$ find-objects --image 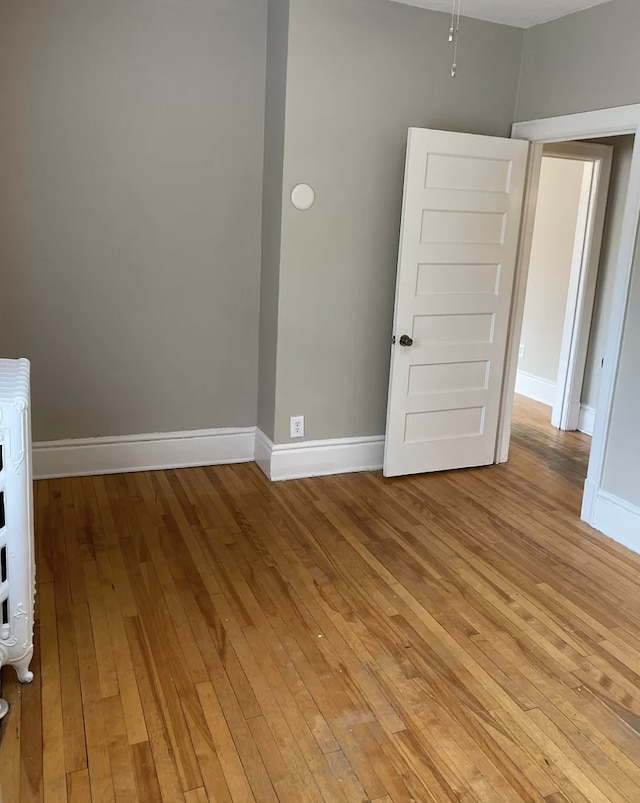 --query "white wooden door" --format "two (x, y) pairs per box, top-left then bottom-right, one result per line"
(384, 128), (529, 477)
